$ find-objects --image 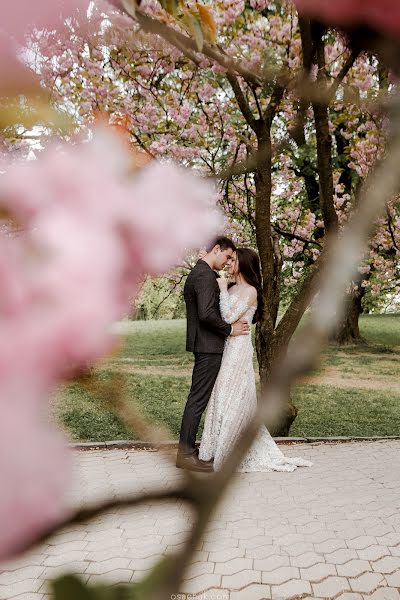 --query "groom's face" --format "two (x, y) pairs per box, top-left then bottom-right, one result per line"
(214, 245), (234, 270)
